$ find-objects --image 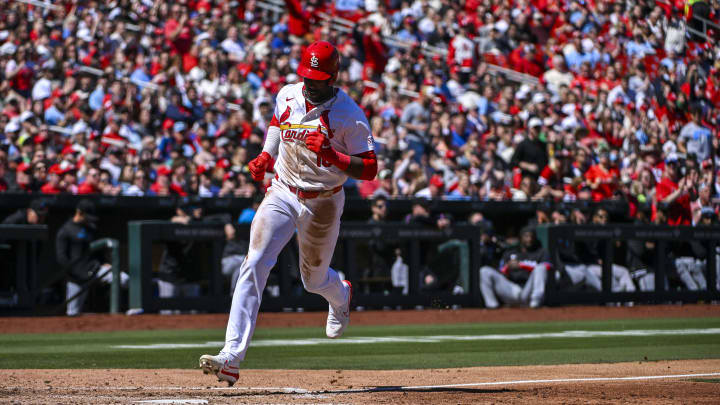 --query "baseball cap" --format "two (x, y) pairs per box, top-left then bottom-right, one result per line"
(430, 174), (445, 188)
(561, 103), (576, 116)
(19, 111), (33, 122)
(223, 171), (237, 181)
(378, 168), (392, 180)
(215, 158), (230, 169)
(4, 119), (20, 134)
(665, 152), (679, 165)
(30, 200), (49, 217)
(701, 207), (716, 218)
(16, 162), (31, 173)
(58, 161), (77, 174)
(173, 121), (187, 133)
(216, 137), (230, 148)
(49, 164), (63, 175)
(76, 199), (99, 222)
(156, 166), (172, 177)
(528, 117), (543, 128)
